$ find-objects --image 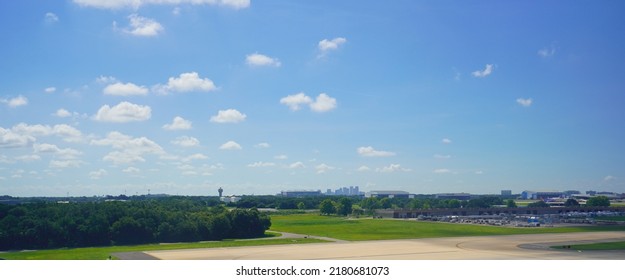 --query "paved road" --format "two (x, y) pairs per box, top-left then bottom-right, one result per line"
(145, 231), (625, 260)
